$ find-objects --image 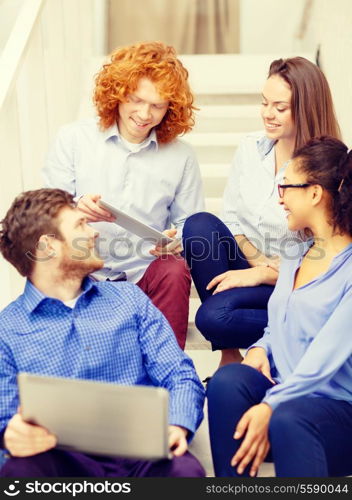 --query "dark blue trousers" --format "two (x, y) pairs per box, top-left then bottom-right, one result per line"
(207, 364), (352, 477)
(183, 212), (274, 349)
